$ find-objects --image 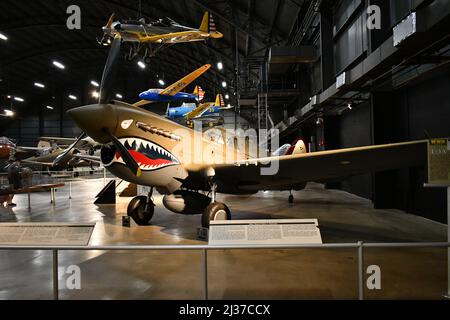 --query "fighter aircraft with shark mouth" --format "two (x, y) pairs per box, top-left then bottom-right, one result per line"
(55, 35), (431, 228)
